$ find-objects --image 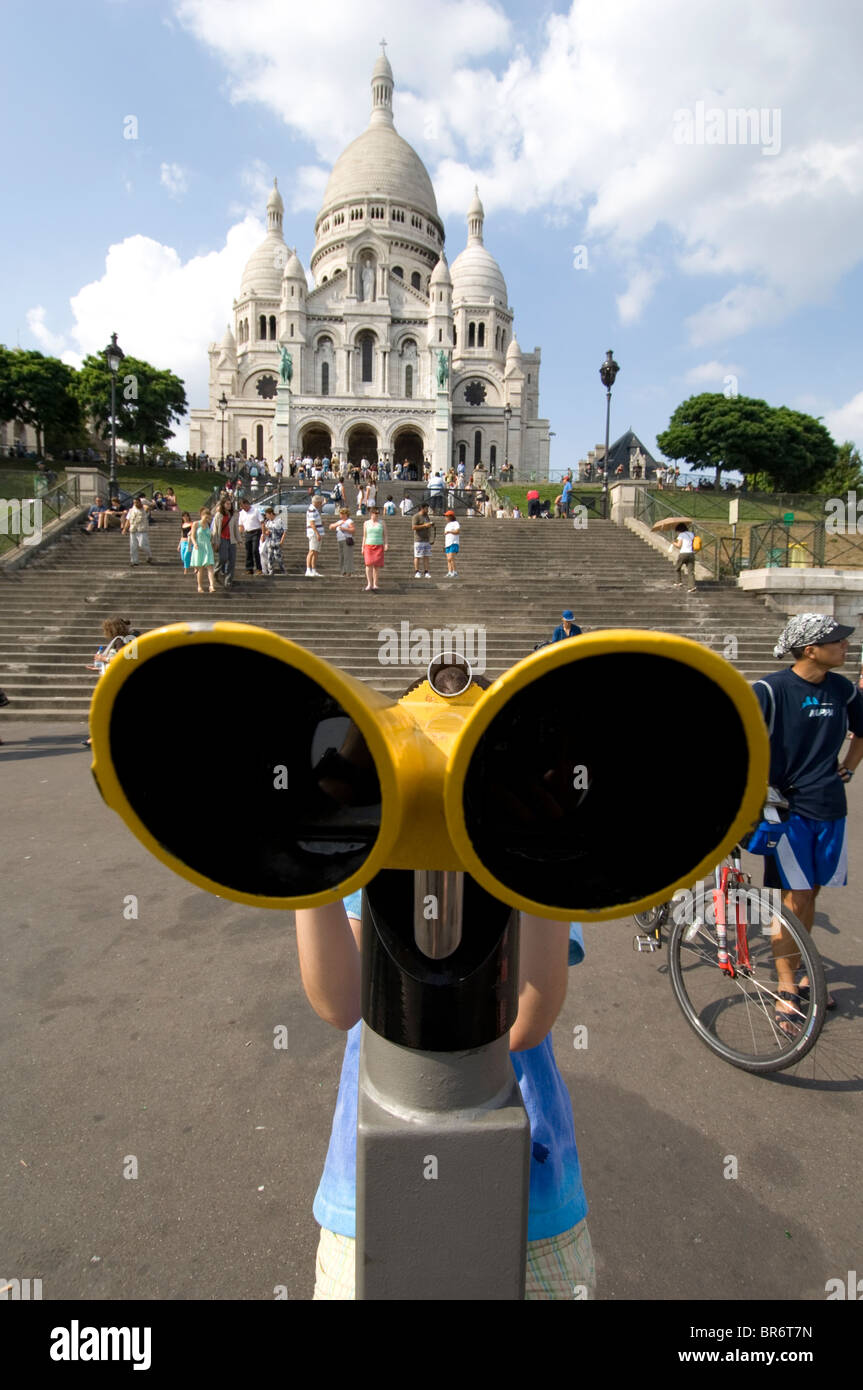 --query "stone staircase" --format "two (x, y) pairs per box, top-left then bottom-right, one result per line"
(0, 482), (790, 720)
